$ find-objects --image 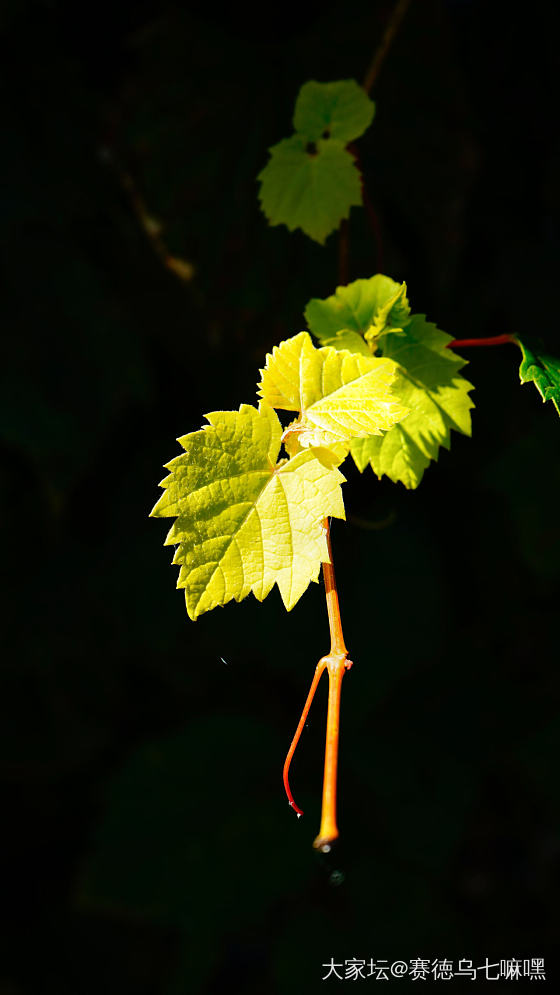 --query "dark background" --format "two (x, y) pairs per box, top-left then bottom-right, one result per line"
(1, 0), (559, 991)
